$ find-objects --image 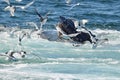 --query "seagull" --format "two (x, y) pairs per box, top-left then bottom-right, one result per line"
(26, 22), (41, 37)
(35, 9), (50, 31)
(15, 0), (35, 10)
(26, 22), (43, 38)
(4, 50), (26, 61)
(18, 31), (28, 45)
(3, 0), (10, 5)
(3, 0), (15, 16)
(26, 22), (39, 30)
(65, 0), (72, 4)
(69, 2), (80, 10)
(4, 0), (35, 16)
(15, 0), (22, 2)
(80, 19), (88, 27)
(4, 5), (16, 16)
(8, 27), (20, 37)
